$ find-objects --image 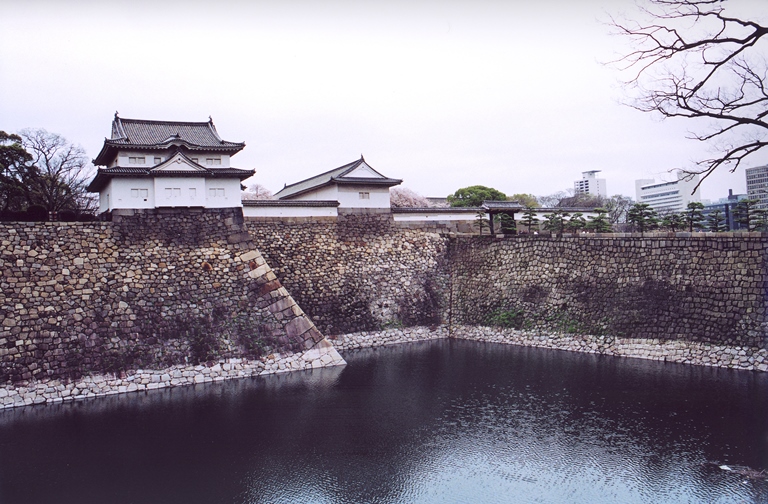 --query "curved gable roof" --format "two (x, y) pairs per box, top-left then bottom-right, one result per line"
(275, 155), (402, 199)
(93, 114), (245, 165)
